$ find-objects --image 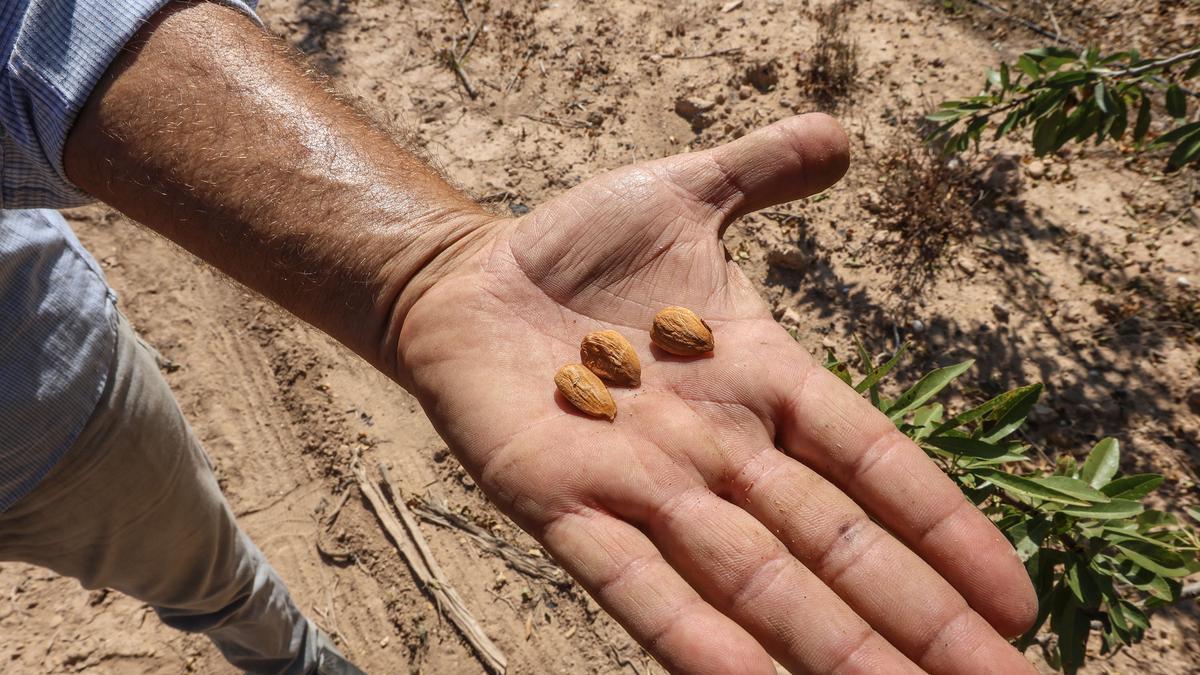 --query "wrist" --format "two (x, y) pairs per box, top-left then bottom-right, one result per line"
(374, 206), (506, 383)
